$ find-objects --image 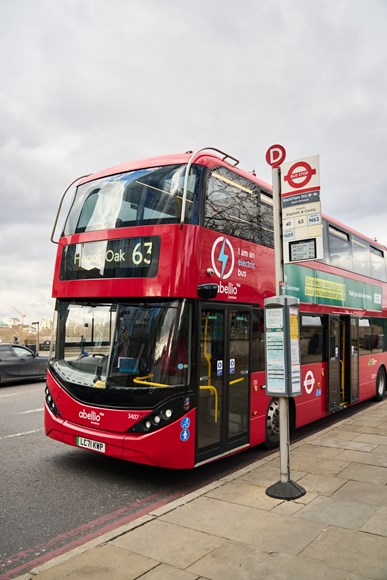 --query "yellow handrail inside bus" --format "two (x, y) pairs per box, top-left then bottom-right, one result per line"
(200, 315), (246, 423)
(199, 385), (218, 422)
(133, 374), (170, 388)
(230, 377), (244, 385)
(202, 315), (219, 423)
